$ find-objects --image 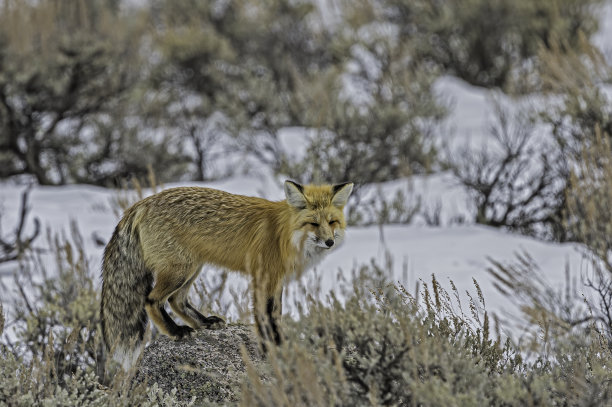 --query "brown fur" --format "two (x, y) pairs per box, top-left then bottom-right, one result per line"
(100, 181), (353, 367)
